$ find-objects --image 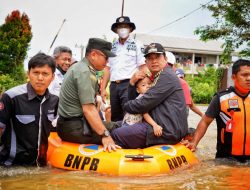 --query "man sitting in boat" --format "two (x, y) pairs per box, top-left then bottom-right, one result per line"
(122, 76), (163, 137)
(182, 59), (250, 162)
(56, 38), (121, 152)
(111, 43), (188, 148)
